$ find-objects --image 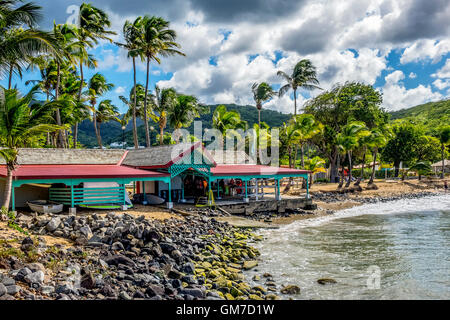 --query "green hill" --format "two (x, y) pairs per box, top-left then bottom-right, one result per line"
(389, 99), (450, 133)
(78, 104), (291, 148)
